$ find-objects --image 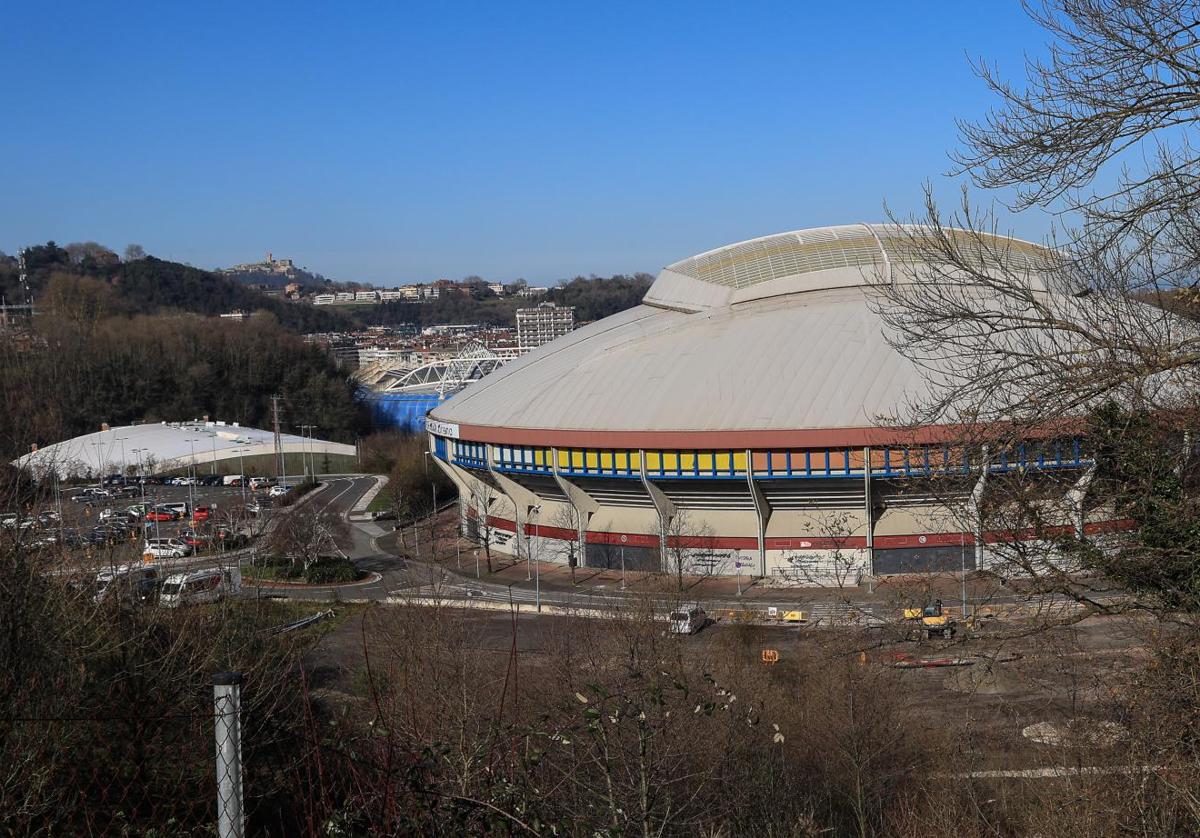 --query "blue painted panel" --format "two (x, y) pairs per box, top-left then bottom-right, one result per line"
(363, 392), (444, 433)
